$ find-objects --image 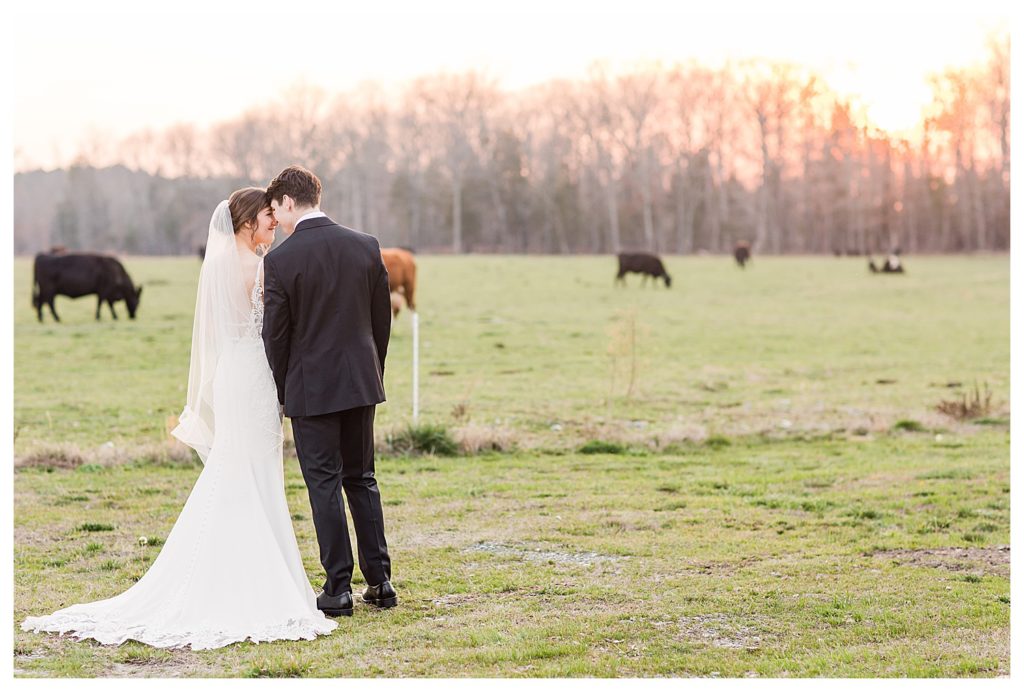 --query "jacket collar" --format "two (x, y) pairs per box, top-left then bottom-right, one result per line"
(294, 215), (336, 232)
